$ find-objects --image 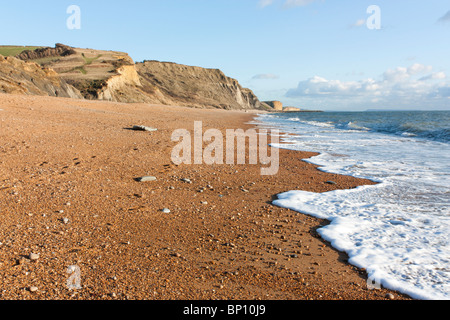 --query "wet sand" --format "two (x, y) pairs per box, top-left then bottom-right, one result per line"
(0, 94), (410, 300)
